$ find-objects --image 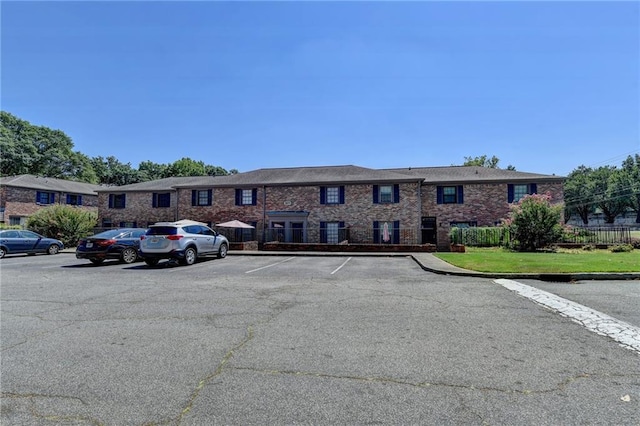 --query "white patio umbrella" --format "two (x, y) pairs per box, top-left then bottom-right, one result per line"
(215, 220), (255, 229)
